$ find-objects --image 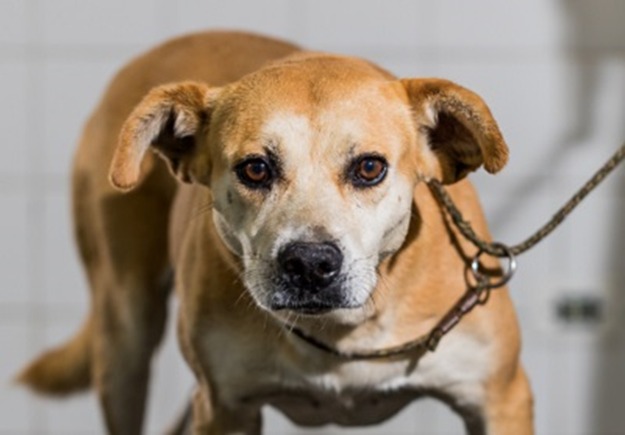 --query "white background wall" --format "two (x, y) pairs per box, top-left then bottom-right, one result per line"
(1, 0), (625, 434)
